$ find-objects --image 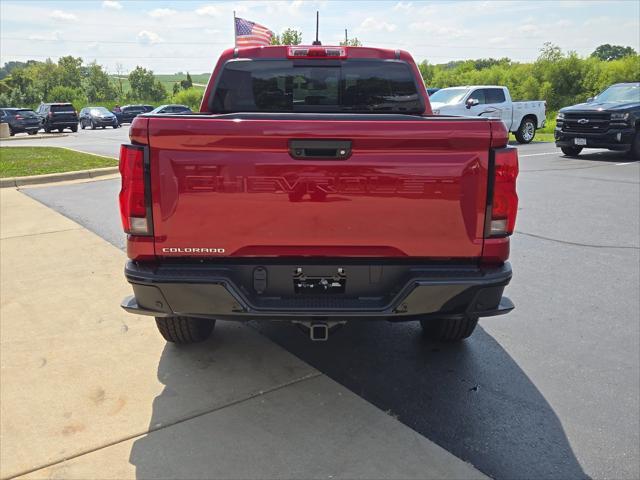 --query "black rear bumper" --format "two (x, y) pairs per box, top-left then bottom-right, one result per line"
(122, 260), (514, 322)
